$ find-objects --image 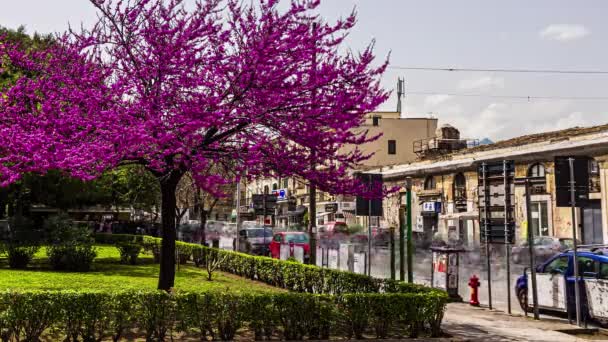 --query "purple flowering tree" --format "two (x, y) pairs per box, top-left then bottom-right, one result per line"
(0, 0), (388, 289)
